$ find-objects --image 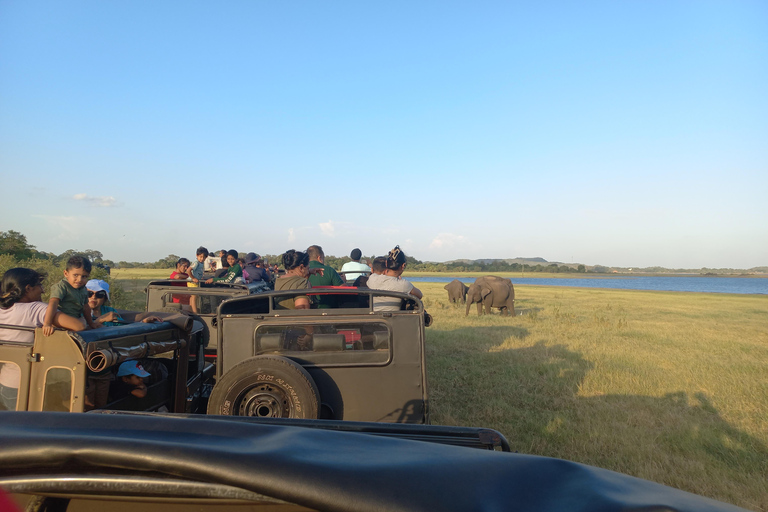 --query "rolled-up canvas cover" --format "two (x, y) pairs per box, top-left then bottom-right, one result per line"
(87, 339), (186, 372)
